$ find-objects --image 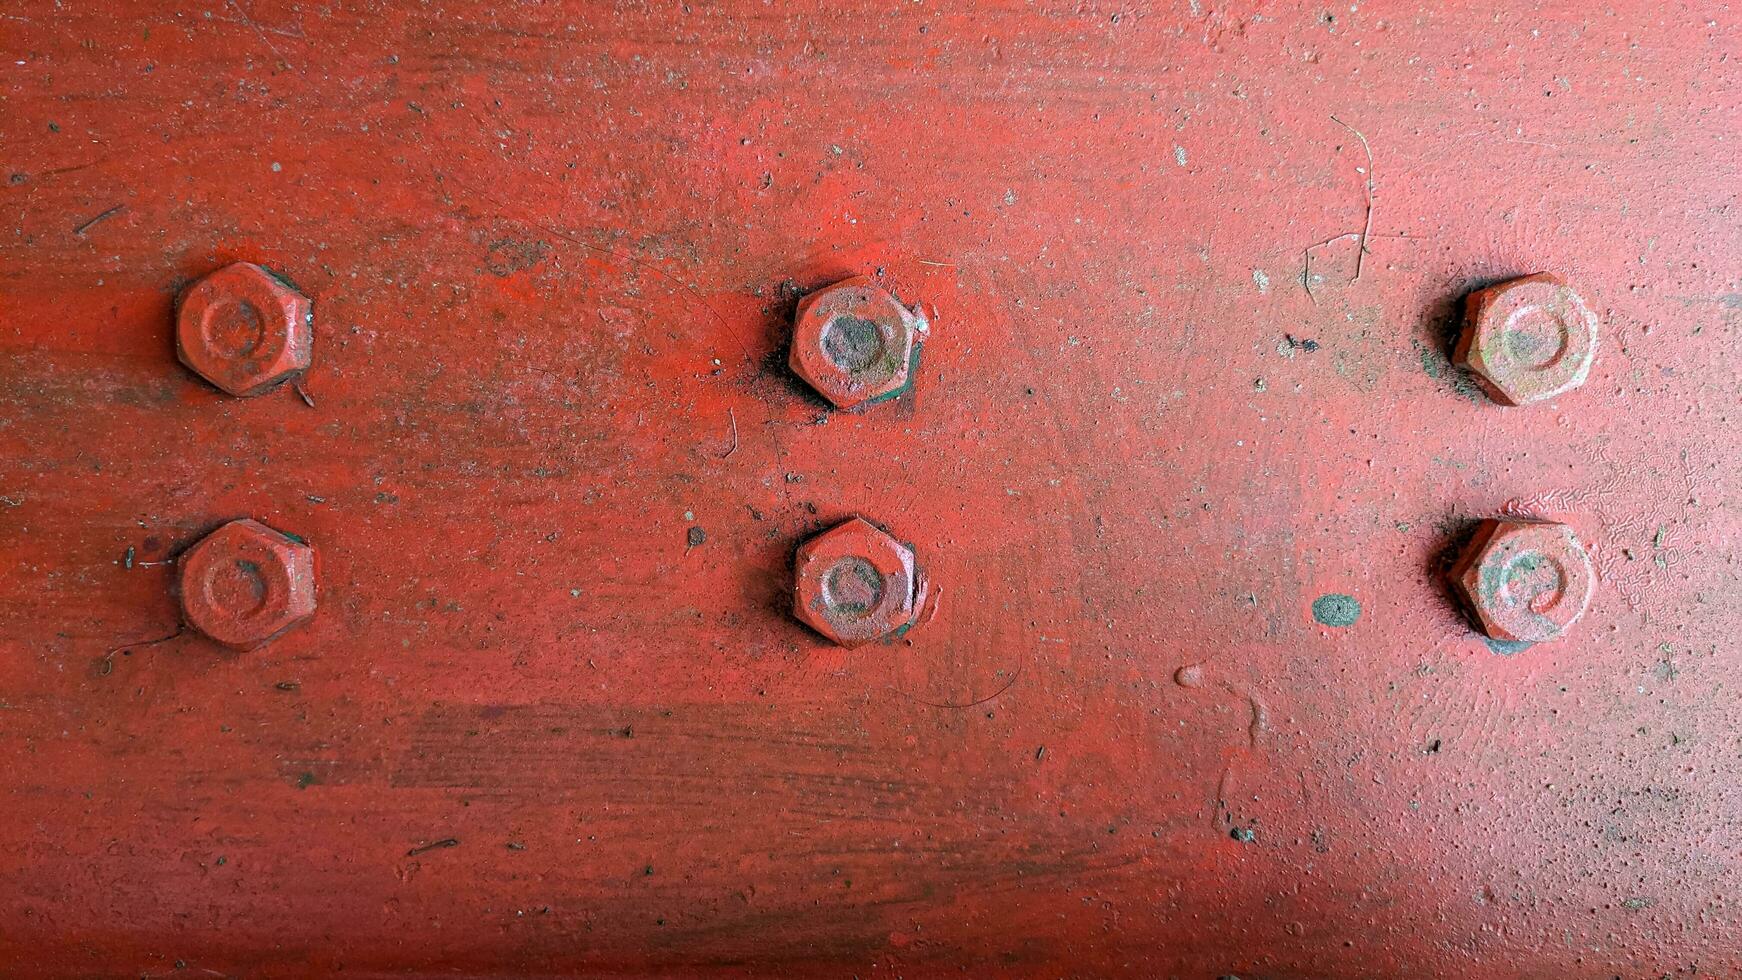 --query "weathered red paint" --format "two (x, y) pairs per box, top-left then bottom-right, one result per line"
(177, 519), (317, 650)
(1, 1), (1740, 977)
(792, 517), (925, 647)
(1448, 518), (1596, 644)
(1455, 273), (1598, 406)
(789, 275), (926, 409)
(176, 262), (313, 397)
